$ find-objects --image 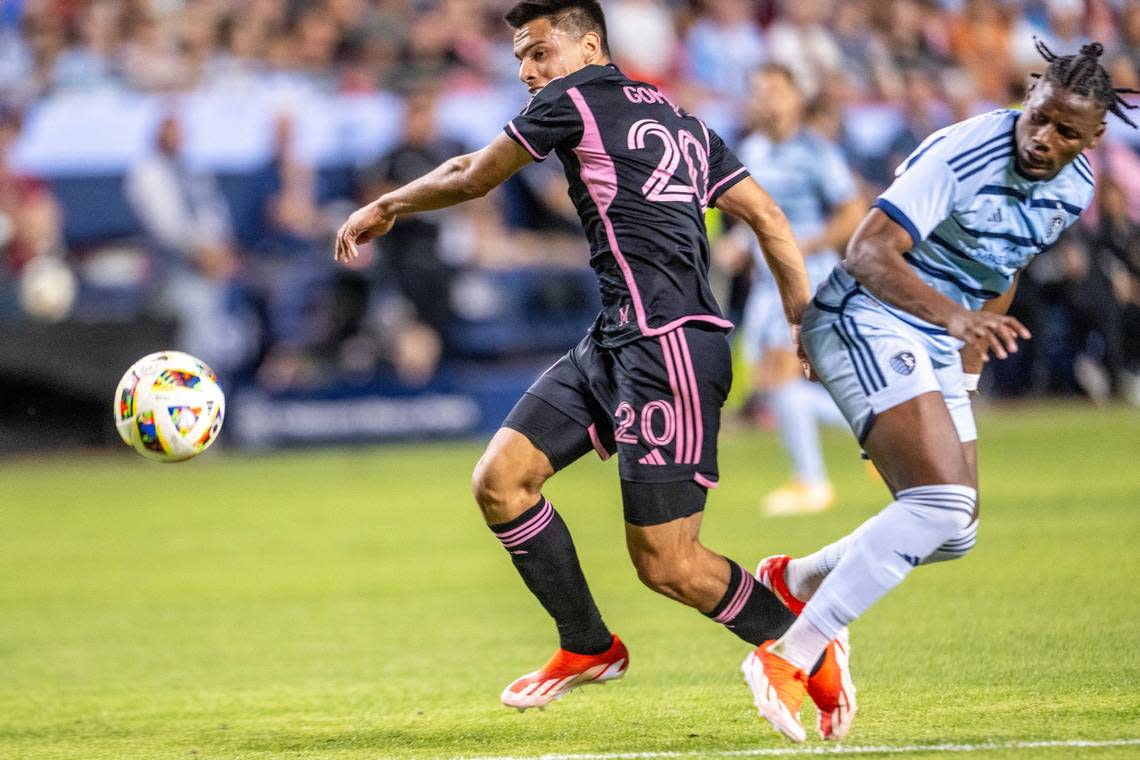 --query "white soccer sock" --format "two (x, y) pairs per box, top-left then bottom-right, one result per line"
(785, 507), (980, 601)
(775, 485), (977, 671)
(771, 615), (832, 671)
(785, 532), (856, 601)
(923, 520), (979, 564)
(770, 381), (828, 485)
